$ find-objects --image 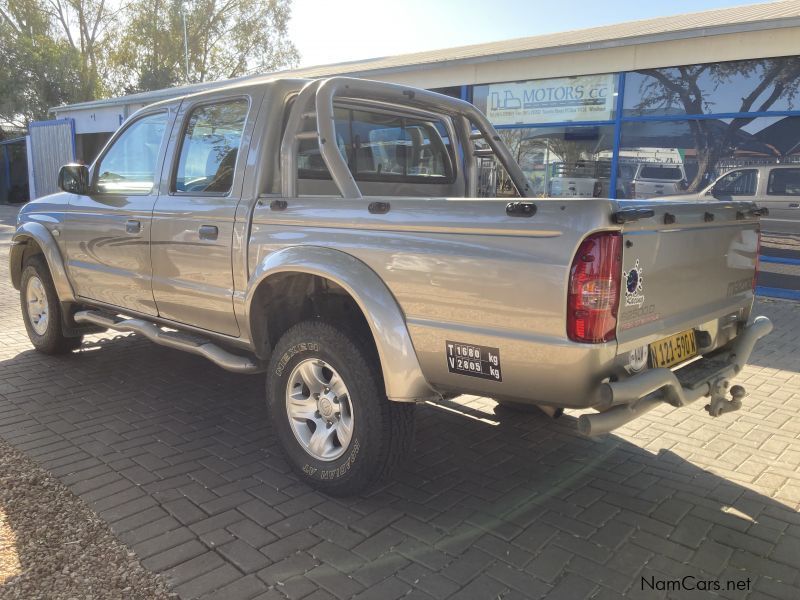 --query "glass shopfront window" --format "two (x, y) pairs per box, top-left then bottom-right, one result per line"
(624, 57), (800, 117)
(616, 115), (800, 199)
(479, 125), (615, 197)
(458, 55), (800, 200)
